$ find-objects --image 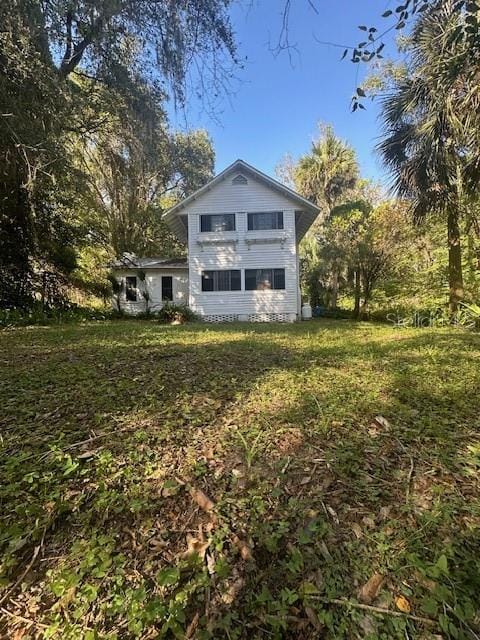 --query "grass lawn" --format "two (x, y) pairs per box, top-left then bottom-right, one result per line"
(0, 319), (479, 639)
